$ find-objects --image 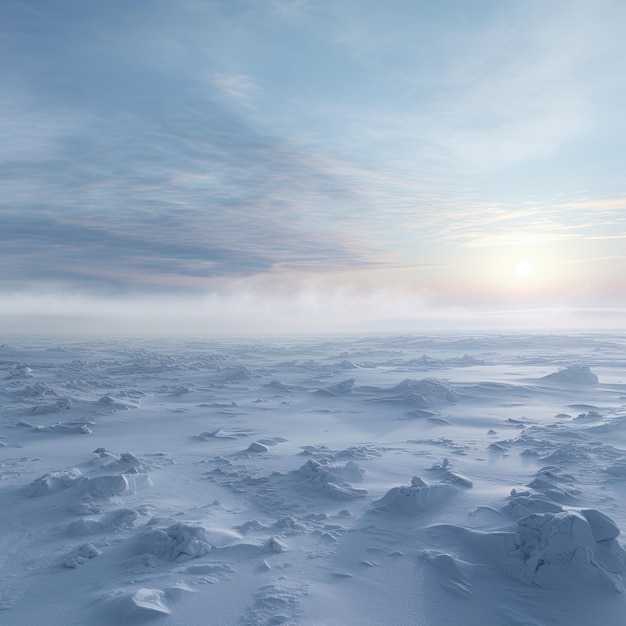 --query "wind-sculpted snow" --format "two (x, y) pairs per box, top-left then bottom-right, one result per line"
(503, 510), (626, 591)
(314, 378), (355, 396)
(373, 479), (459, 514)
(67, 508), (140, 536)
(105, 585), (198, 622)
(29, 418), (93, 434)
(90, 449), (145, 473)
(526, 466), (584, 503)
(30, 396), (73, 415)
(540, 365), (599, 385)
(210, 365), (256, 384)
(76, 474), (132, 497)
(3, 333), (626, 624)
(388, 353), (486, 371)
(362, 377), (460, 408)
(63, 543), (100, 568)
(294, 459), (368, 500)
(26, 467), (84, 496)
(134, 523), (241, 561)
(95, 394), (140, 411)
(373, 469), (472, 514)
